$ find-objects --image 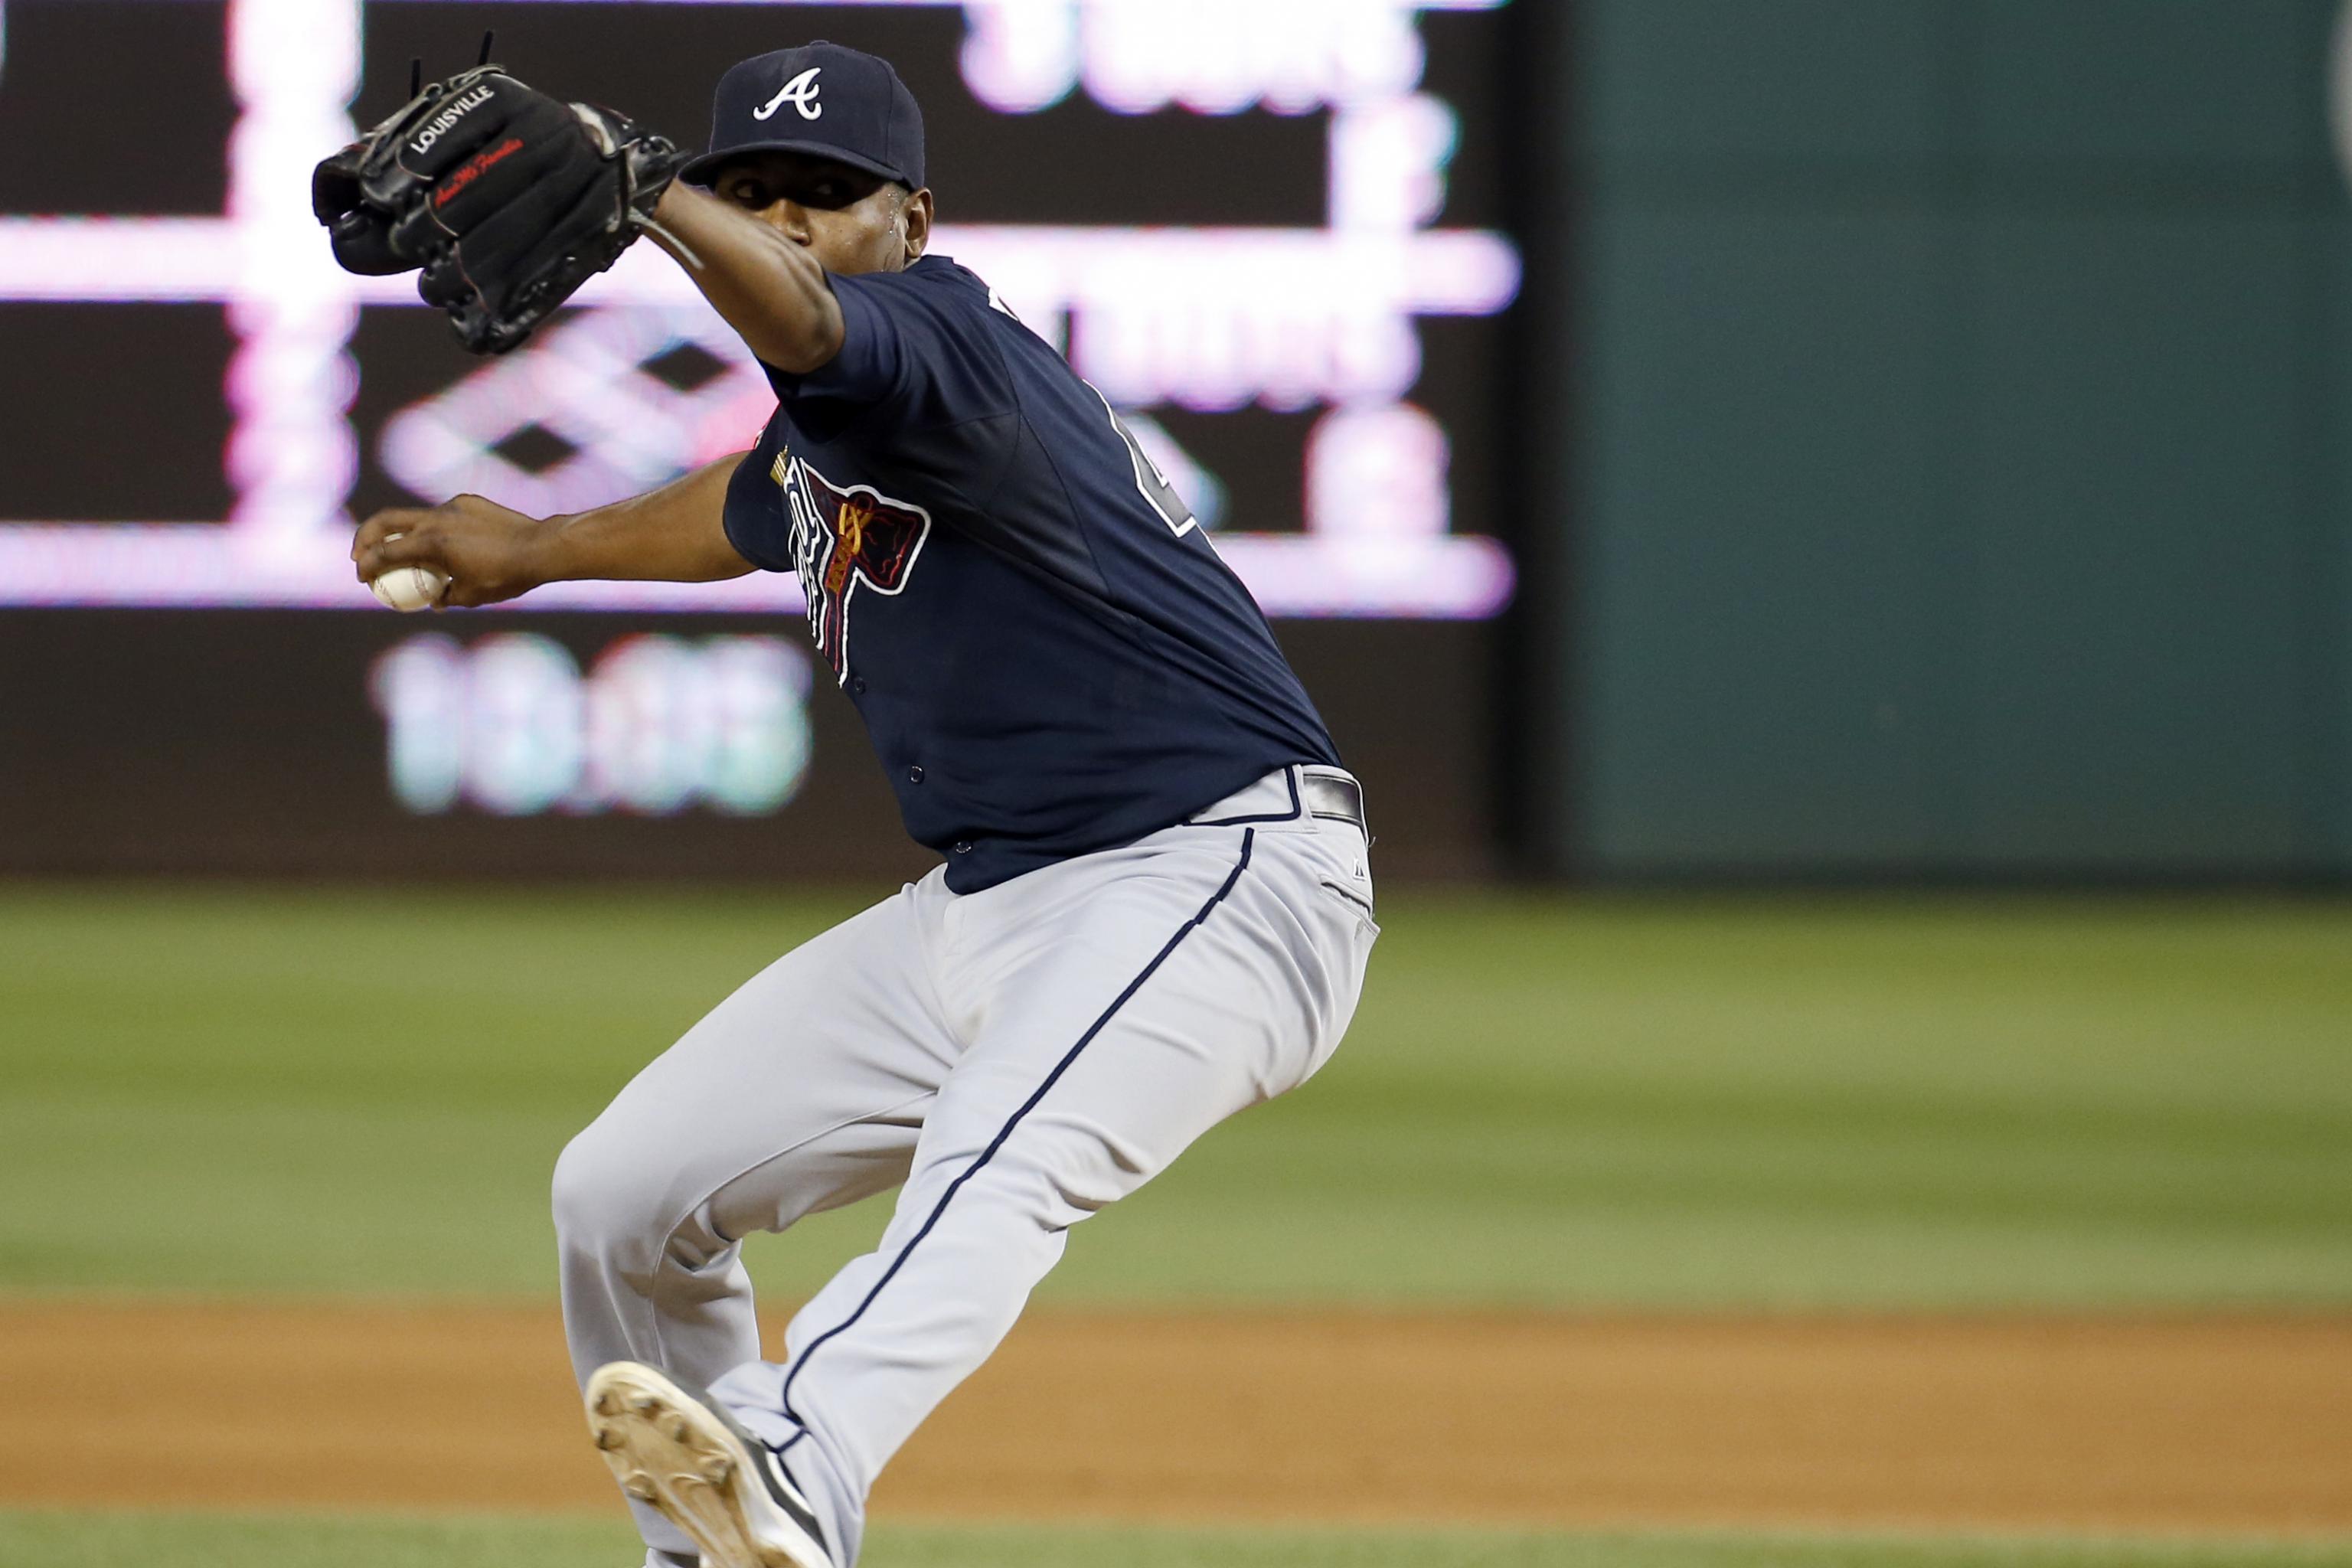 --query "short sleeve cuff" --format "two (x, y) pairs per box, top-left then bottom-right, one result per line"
(762, 272), (903, 406)
(720, 443), (797, 574)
